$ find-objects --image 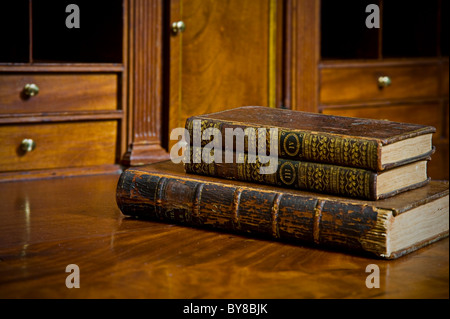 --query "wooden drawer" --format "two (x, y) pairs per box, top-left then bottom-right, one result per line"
(321, 103), (445, 138)
(0, 74), (118, 114)
(320, 65), (440, 104)
(0, 121), (117, 172)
